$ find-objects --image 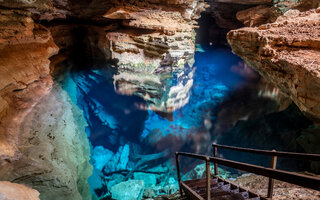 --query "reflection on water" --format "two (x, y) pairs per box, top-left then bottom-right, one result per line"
(72, 45), (244, 151)
(70, 45), (312, 198)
